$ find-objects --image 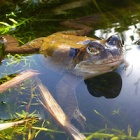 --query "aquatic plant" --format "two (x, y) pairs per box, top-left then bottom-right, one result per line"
(86, 127), (140, 140)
